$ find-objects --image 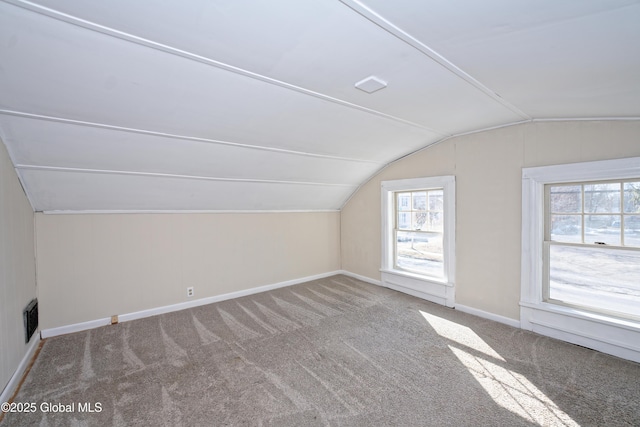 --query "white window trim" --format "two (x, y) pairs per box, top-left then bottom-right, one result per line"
(521, 156), (640, 363)
(381, 176), (456, 307)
